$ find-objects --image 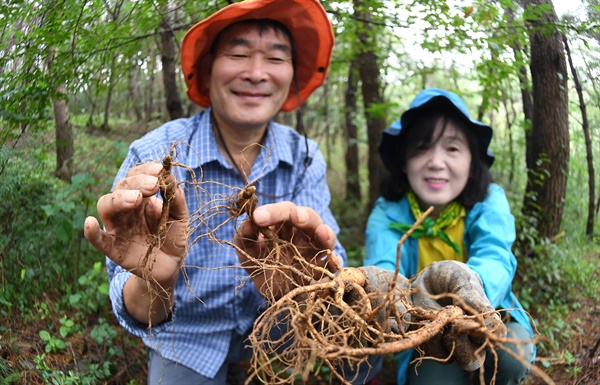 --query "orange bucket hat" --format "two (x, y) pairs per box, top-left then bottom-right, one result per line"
(180, 0), (334, 112)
